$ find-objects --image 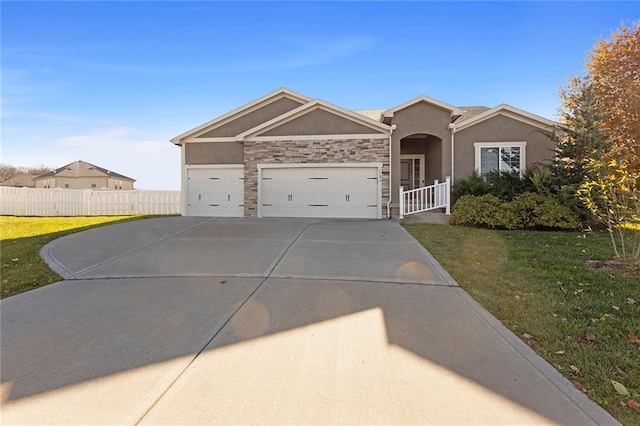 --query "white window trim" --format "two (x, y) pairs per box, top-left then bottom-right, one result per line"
(474, 142), (527, 176)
